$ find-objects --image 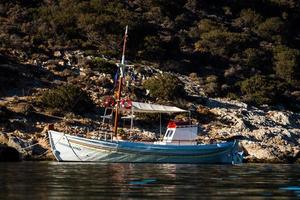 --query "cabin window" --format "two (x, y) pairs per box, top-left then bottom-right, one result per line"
(169, 131), (174, 138)
(165, 131), (170, 137)
(167, 130), (173, 138)
(165, 130), (170, 137)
